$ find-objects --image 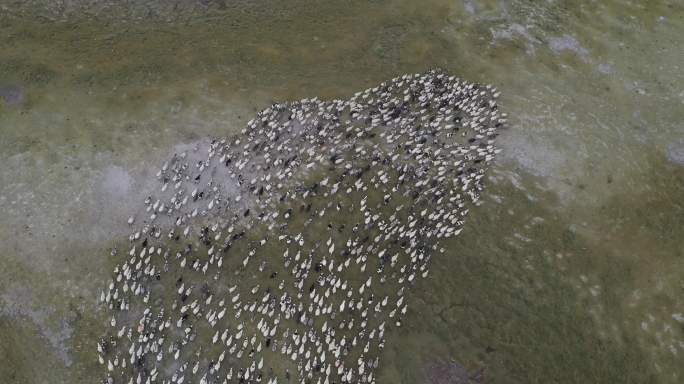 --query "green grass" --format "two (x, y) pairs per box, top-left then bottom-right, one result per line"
(378, 169), (667, 383)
